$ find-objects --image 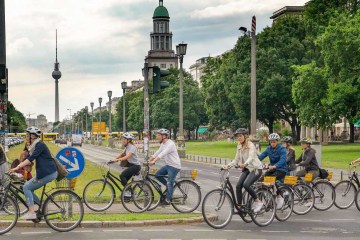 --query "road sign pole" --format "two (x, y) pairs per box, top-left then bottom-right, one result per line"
(143, 63), (150, 162)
